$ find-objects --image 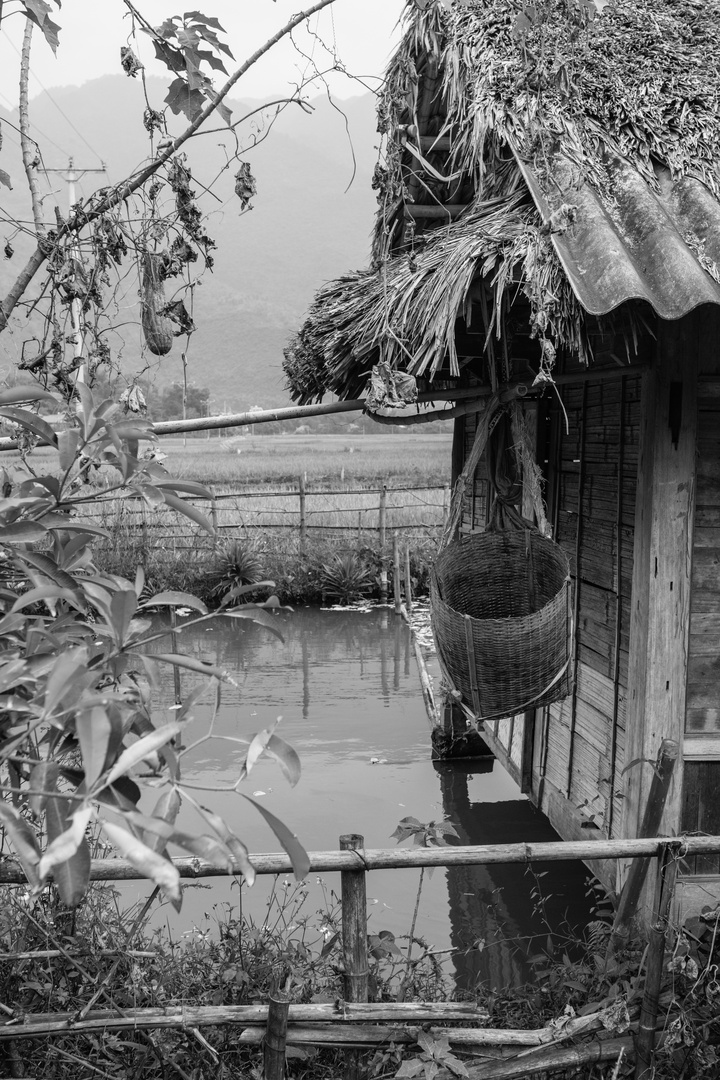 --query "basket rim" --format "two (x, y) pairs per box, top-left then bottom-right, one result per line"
(430, 576), (570, 628)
